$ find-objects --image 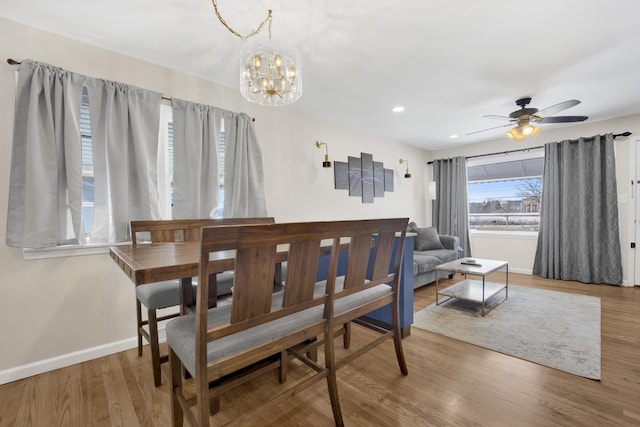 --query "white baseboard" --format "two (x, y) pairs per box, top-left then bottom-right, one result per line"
(509, 267), (533, 275)
(0, 327), (168, 386)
